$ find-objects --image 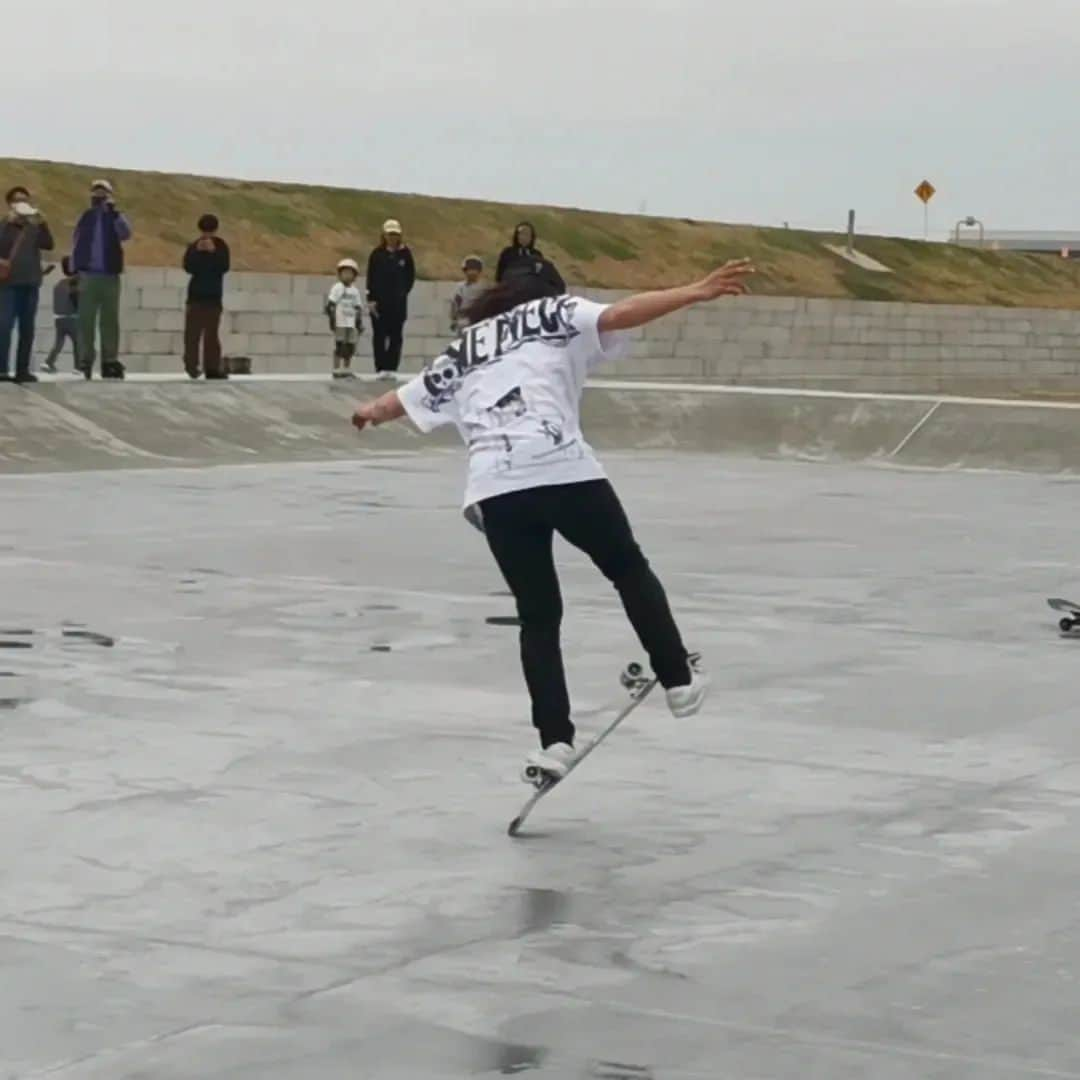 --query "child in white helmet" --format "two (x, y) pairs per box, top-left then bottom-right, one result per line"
(325, 258), (364, 378)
